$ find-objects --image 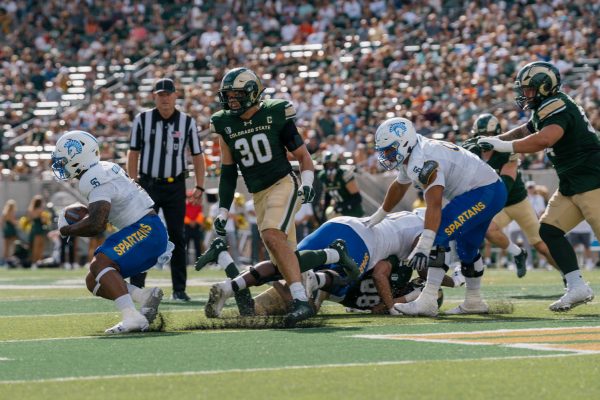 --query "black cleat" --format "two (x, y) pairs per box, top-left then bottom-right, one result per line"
(171, 290), (191, 302)
(514, 248), (528, 278)
(195, 237), (227, 271)
(283, 299), (314, 327)
(329, 239), (360, 281)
